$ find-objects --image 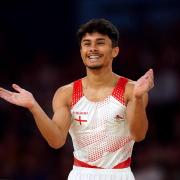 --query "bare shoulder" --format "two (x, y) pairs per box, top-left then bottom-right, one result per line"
(54, 83), (73, 97)
(53, 83), (73, 110)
